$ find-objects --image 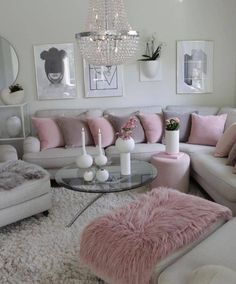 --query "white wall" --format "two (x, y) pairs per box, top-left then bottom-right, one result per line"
(0, 0), (235, 114)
